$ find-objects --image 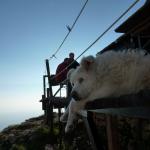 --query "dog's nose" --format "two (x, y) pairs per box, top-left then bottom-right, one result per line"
(71, 91), (80, 101)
